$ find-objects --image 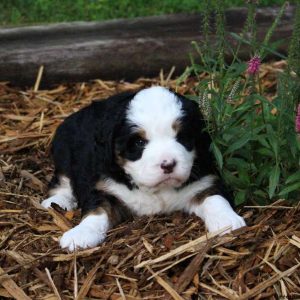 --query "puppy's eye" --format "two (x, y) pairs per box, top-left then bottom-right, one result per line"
(127, 135), (148, 153)
(134, 138), (147, 148)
